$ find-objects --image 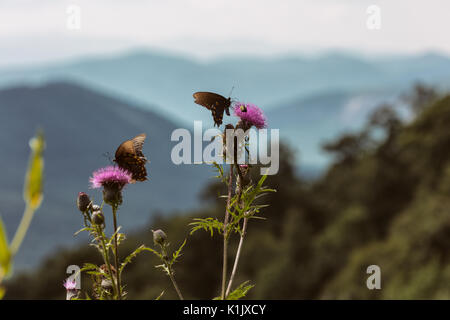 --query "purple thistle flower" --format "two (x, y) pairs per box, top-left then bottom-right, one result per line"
(233, 102), (267, 129)
(90, 166), (132, 189)
(63, 278), (77, 291)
